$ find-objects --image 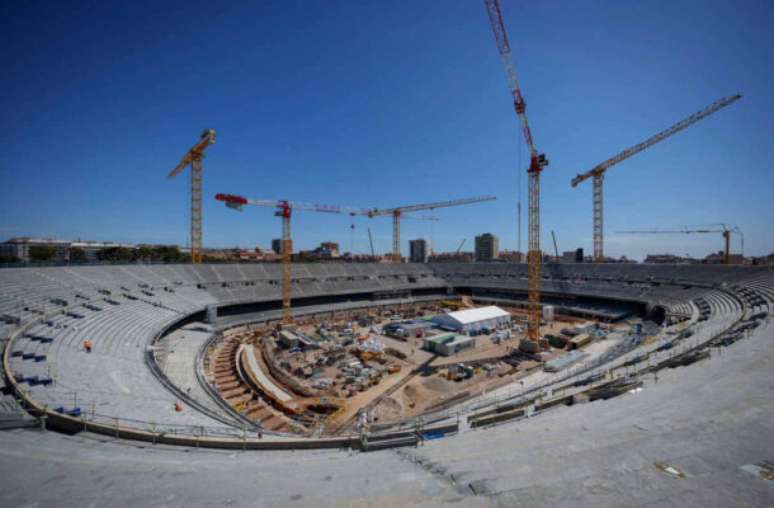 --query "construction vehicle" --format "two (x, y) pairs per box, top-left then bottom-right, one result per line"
(441, 300), (466, 310)
(617, 224), (743, 264)
(551, 230), (559, 261)
(358, 350), (378, 362)
(484, 0), (547, 344)
(354, 197), (496, 263)
(572, 95), (741, 262)
(455, 238), (466, 254)
(168, 129), (216, 263)
(447, 363), (475, 382)
(388, 364), (402, 374)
